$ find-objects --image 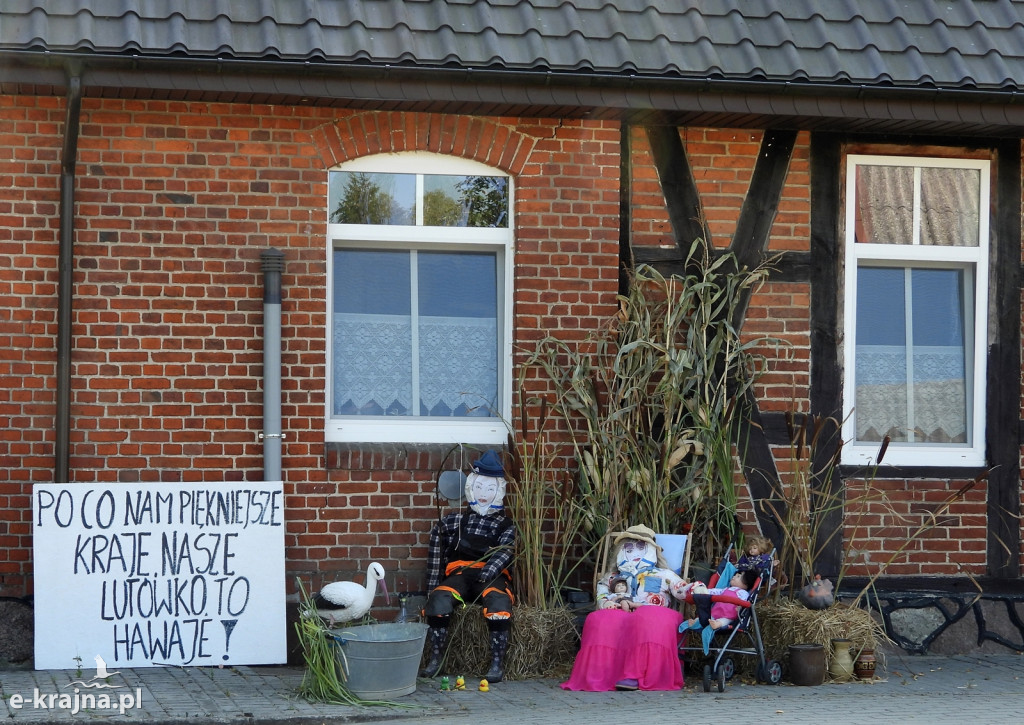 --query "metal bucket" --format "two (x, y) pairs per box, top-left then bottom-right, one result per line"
(331, 622), (428, 699)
